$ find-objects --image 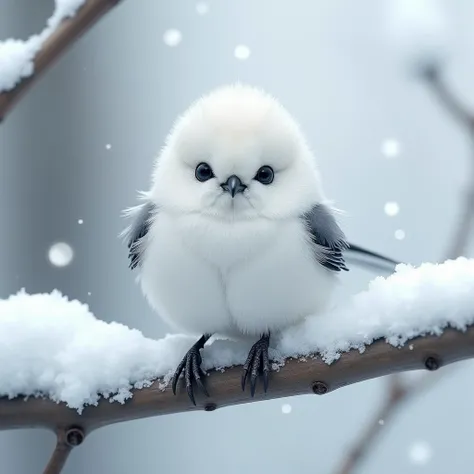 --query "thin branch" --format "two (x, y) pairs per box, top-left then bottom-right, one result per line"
(0, 0), (123, 122)
(334, 379), (406, 474)
(0, 327), (472, 436)
(43, 441), (72, 474)
(422, 65), (474, 260)
(43, 427), (84, 474)
(332, 64), (474, 474)
(421, 64), (474, 127)
(333, 371), (447, 474)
